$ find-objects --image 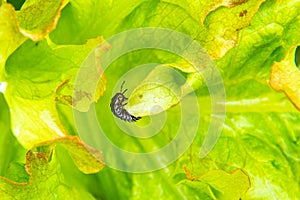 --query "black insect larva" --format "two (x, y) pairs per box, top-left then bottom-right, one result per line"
(110, 81), (141, 122)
